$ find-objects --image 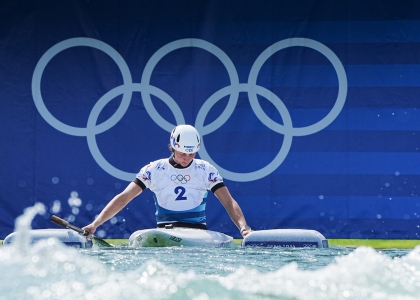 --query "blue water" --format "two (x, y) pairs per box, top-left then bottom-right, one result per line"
(1, 205), (420, 299)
